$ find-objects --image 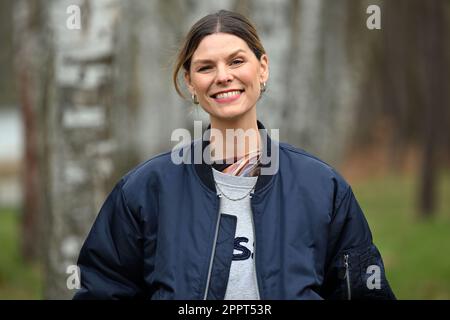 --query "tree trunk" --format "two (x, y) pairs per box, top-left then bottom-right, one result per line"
(418, 0), (445, 217)
(15, 0), (126, 299)
(13, 0), (47, 262)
